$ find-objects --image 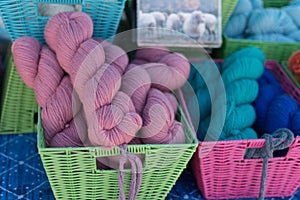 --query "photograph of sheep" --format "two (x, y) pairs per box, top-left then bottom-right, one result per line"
(137, 0), (222, 47)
